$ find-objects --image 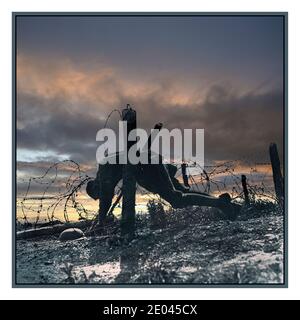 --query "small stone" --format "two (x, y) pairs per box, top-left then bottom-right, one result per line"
(59, 228), (84, 241)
